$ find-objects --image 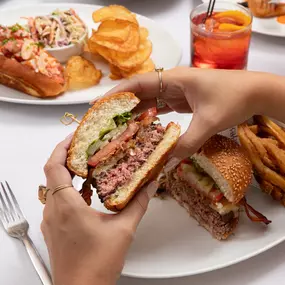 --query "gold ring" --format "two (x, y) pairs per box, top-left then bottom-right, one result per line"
(155, 67), (164, 93)
(52, 184), (73, 195)
(155, 67), (167, 109)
